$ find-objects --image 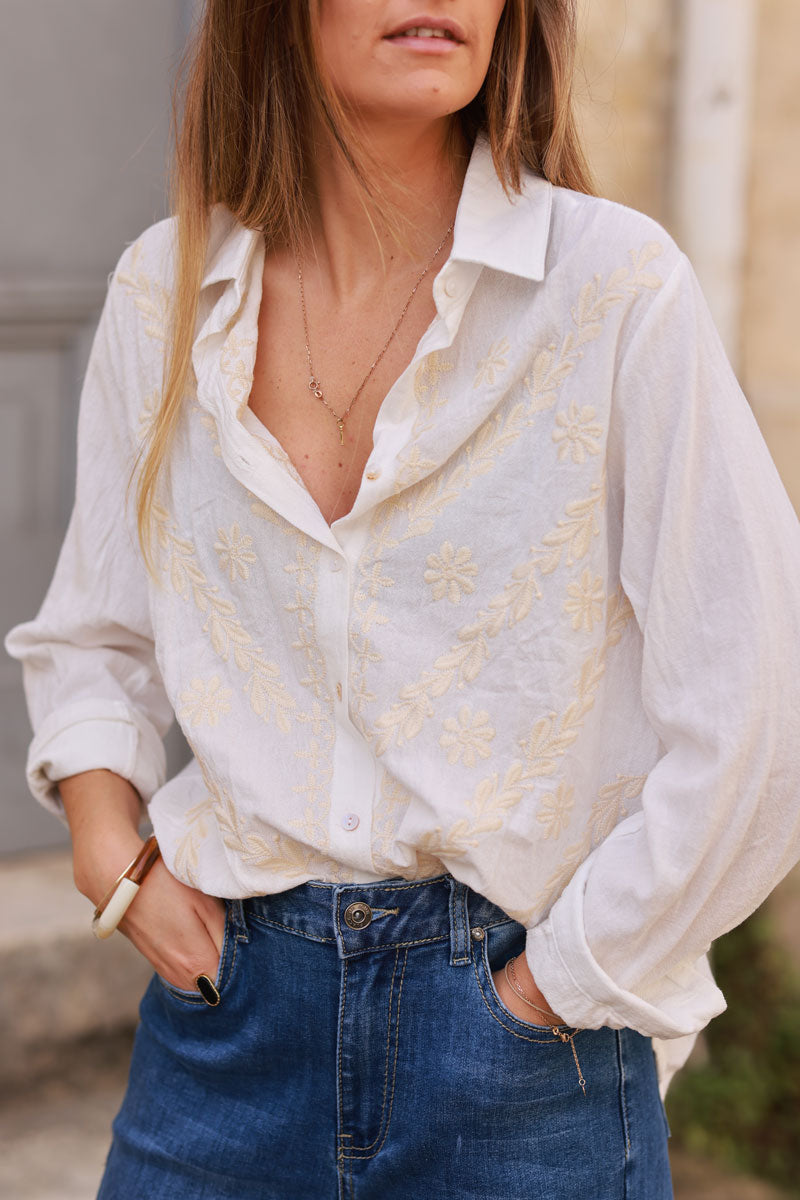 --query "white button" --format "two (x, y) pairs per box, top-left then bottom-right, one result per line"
(365, 467), (381, 482)
(444, 277), (458, 299)
(336, 682), (343, 701)
(330, 559), (343, 573)
(341, 812), (360, 831)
